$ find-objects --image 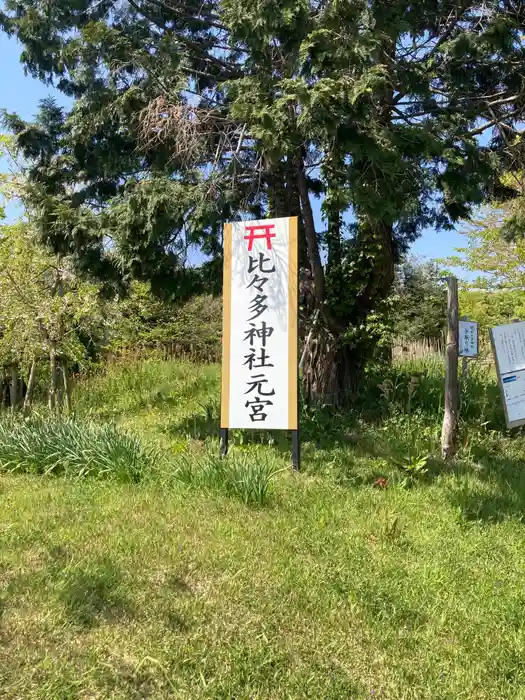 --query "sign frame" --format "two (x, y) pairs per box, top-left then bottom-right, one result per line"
(459, 319), (478, 358)
(490, 322), (525, 430)
(219, 217), (300, 468)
